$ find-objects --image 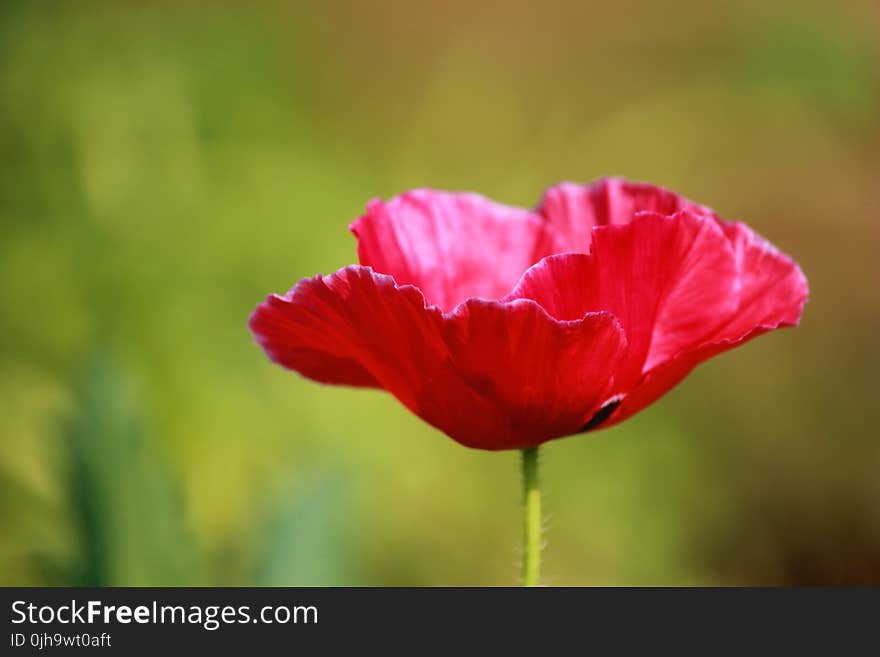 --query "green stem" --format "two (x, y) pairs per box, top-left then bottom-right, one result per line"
(521, 446), (541, 587)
